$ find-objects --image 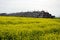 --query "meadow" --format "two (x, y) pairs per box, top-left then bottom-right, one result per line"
(0, 16), (60, 40)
